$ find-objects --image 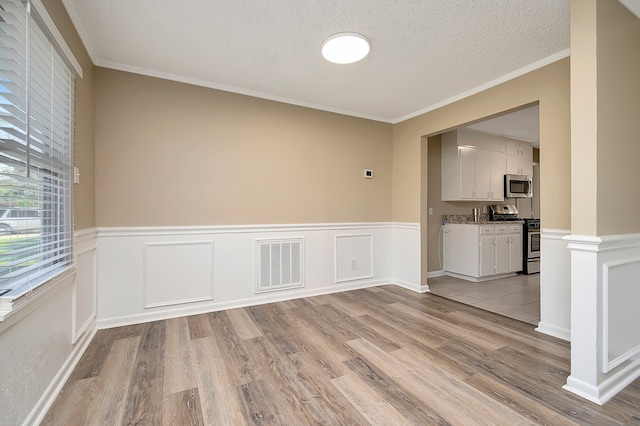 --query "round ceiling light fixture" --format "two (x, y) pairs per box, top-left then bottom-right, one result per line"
(321, 32), (370, 64)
